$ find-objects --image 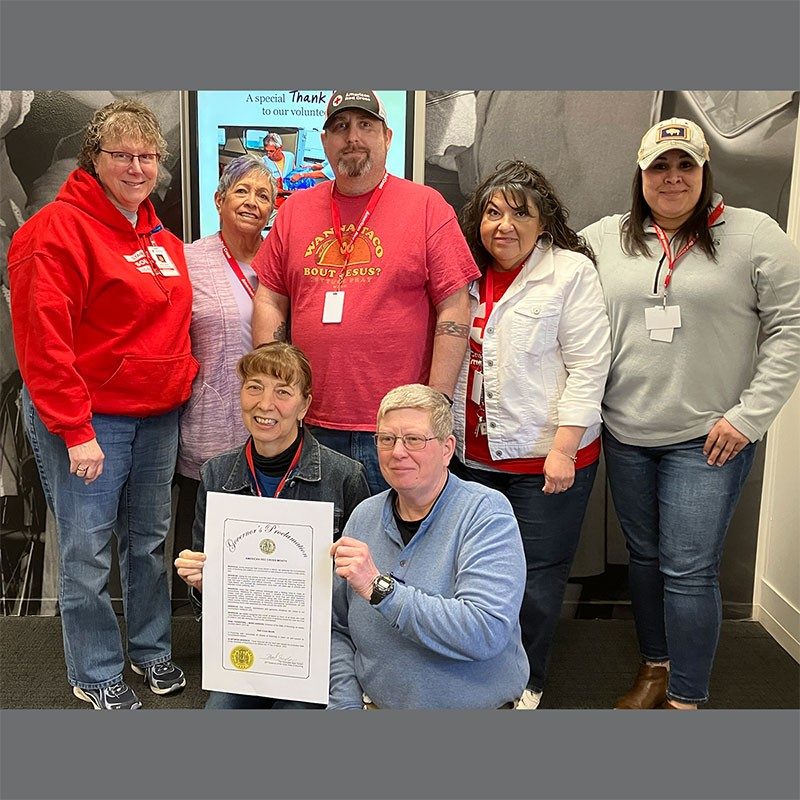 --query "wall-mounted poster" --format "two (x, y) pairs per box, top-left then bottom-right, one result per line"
(188, 91), (414, 240)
